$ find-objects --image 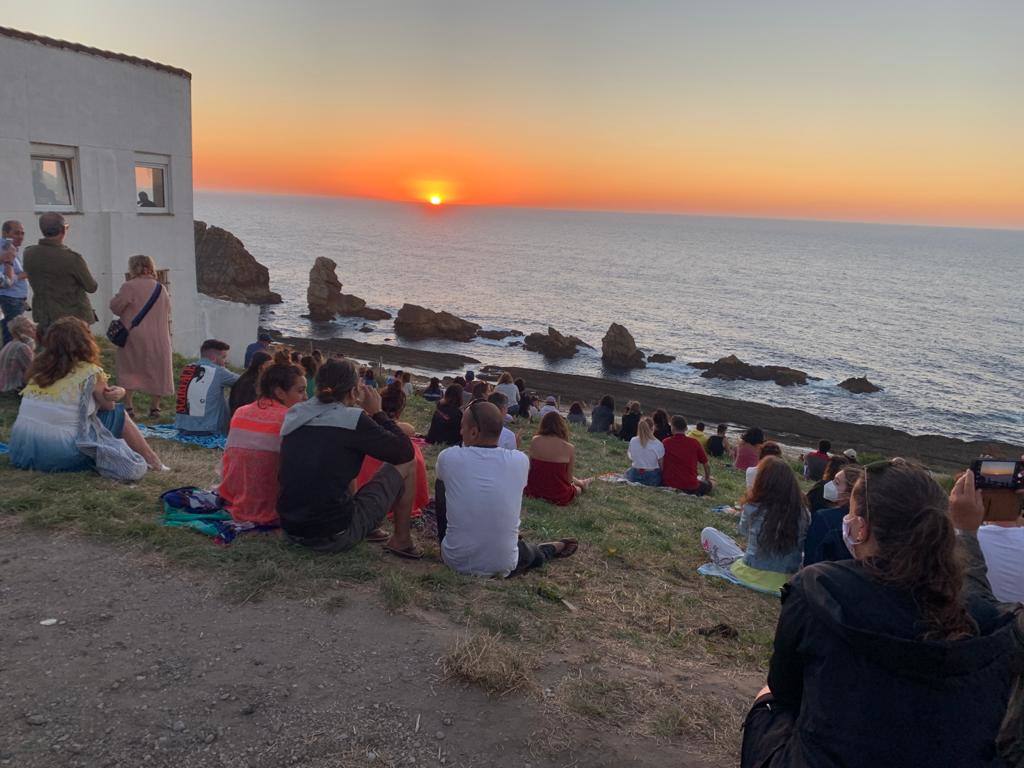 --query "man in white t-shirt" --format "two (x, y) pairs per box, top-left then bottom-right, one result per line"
(976, 479), (1024, 603)
(434, 401), (577, 577)
(487, 391), (519, 451)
